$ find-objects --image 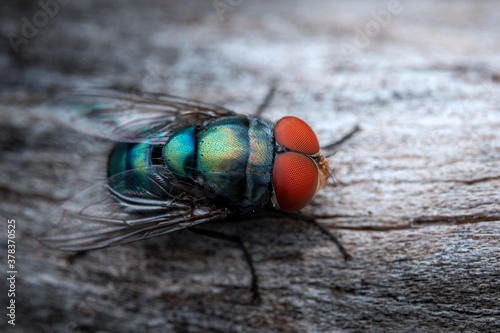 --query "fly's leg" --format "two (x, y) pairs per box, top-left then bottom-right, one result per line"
(322, 125), (361, 151)
(272, 212), (351, 261)
(188, 227), (260, 304)
(67, 250), (88, 264)
(254, 82), (277, 117)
